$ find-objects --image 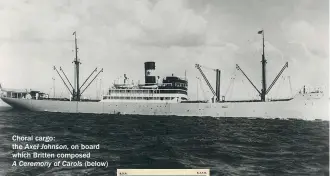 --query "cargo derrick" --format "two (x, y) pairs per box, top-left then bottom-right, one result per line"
(195, 64), (221, 102)
(236, 30), (288, 101)
(53, 32), (103, 101)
